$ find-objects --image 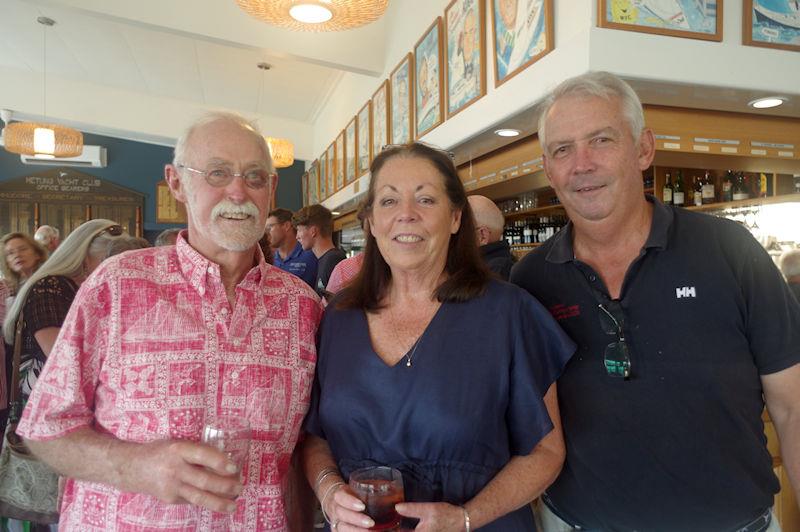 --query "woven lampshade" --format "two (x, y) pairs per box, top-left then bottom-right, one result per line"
(266, 137), (295, 168)
(3, 121), (83, 158)
(236, 0), (389, 32)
